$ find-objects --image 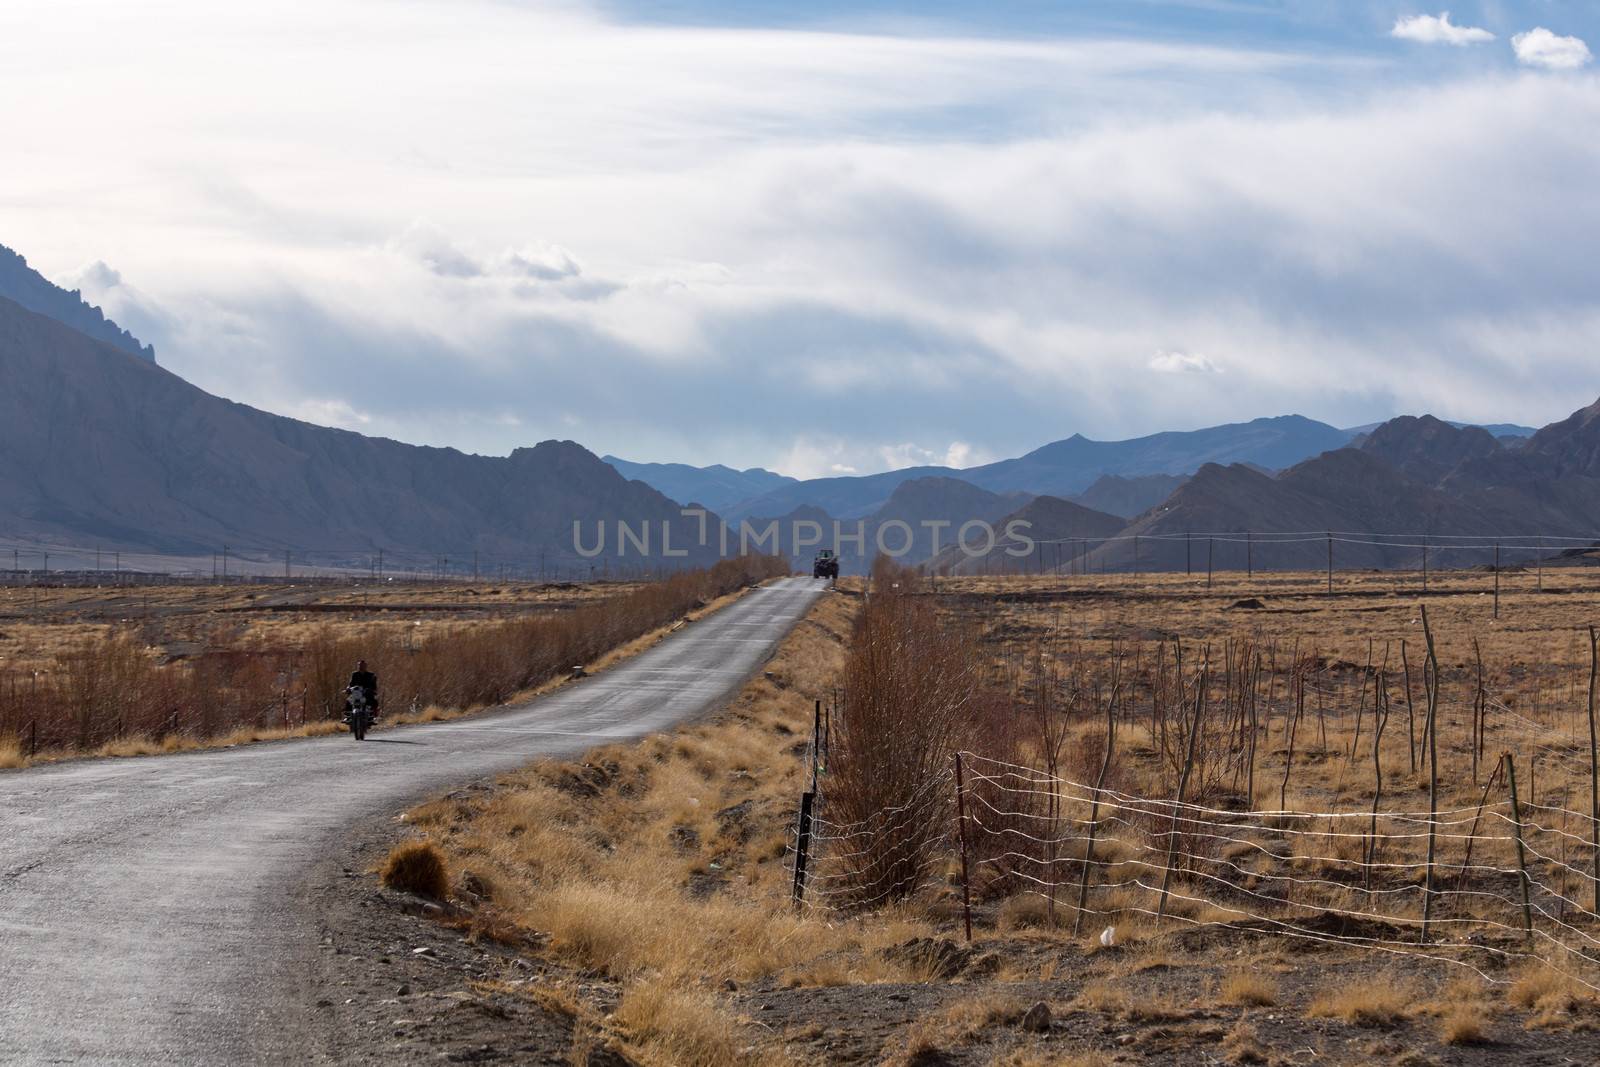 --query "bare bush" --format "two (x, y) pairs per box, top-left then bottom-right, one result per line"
(825, 559), (984, 908)
(0, 556), (788, 759)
